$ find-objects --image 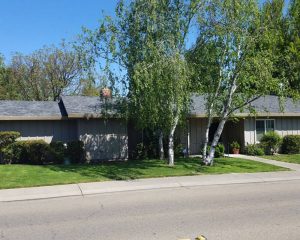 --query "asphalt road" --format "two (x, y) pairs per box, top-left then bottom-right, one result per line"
(1, 180), (300, 240)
